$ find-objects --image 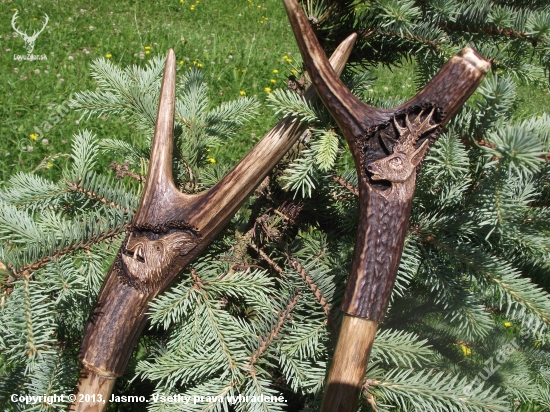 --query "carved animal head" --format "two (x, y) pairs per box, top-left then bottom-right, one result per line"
(367, 109), (437, 184)
(121, 231), (197, 286)
(368, 139), (430, 183)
